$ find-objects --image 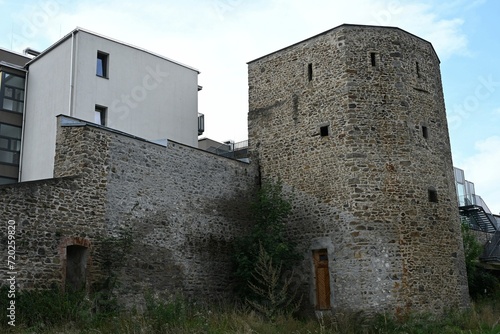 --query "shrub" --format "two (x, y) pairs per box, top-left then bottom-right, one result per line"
(246, 245), (301, 320)
(461, 223), (500, 299)
(232, 180), (302, 302)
